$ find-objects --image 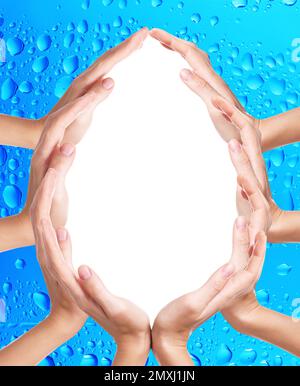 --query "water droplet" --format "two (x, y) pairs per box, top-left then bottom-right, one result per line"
(37, 34), (52, 52)
(152, 0), (163, 7)
(102, 0), (114, 5)
(6, 37), (24, 56)
(55, 76), (73, 98)
(32, 56), (49, 73)
(8, 158), (19, 171)
(82, 0), (90, 10)
(63, 55), (79, 74)
(60, 345), (74, 357)
(3, 282), (12, 294)
(232, 0), (248, 7)
(15, 258), (26, 270)
(64, 33), (75, 48)
(191, 13), (201, 23)
(246, 74), (264, 90)
(210, 16), (219, 27)
(80, 354), (98, 366)
(100, 357), (112, 366)
(3, 185), (22, 208)
(239, 349), (257, 365)
(39, 356), (55, 366)
(269, 78), (286, 96)
(282, 0), (297, 5)
(1, 78), (18, 100)
(77, 20), (89, 34)
(241, 53), (254, 71)
(19, 81), (33, 94)
(33, 291), (50, 312)
(92, 39), (104, 53)
(216, 344), (232, 364)
(277, 263), (292, 276)
(0, 146), (7, 166)
(270, 149), (284, 167)
(118, 0), (127, 9)
(256, 289), (269, 304)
